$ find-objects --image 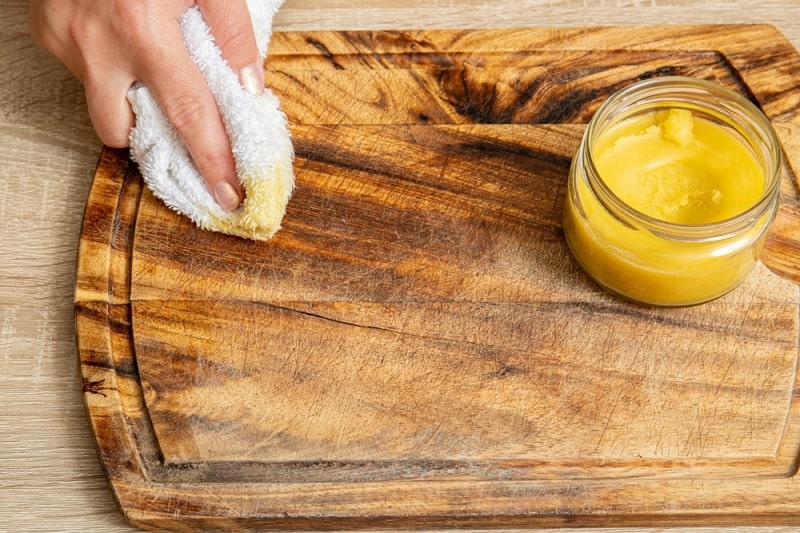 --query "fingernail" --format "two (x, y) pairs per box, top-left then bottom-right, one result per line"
(239, 62), (264, 95)
(213, 181), (242, 212)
